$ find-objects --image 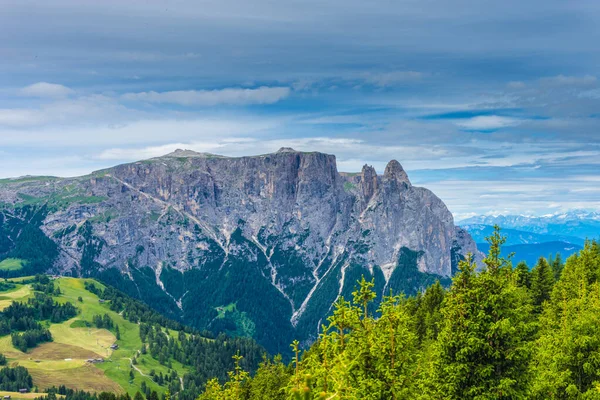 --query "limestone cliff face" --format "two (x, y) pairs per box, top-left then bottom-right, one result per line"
(0, 148), (483, 349)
